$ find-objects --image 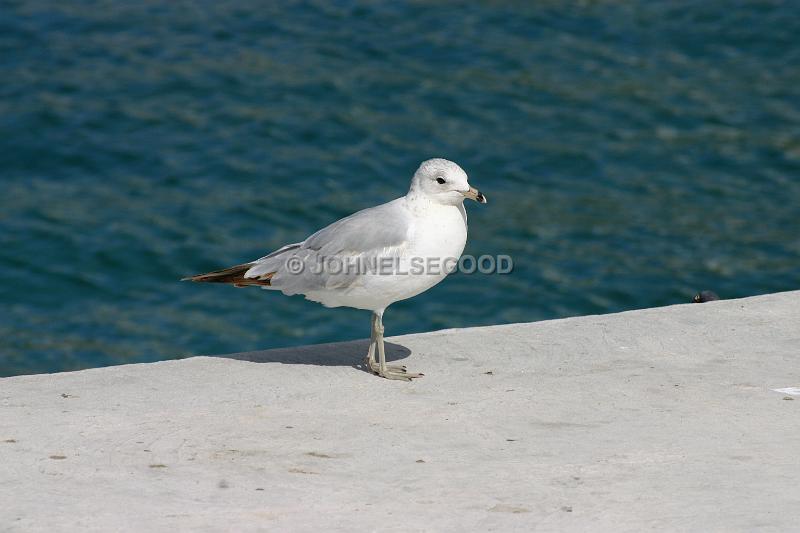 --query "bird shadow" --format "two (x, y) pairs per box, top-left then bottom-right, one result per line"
(208, 339), (411, 375)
